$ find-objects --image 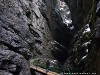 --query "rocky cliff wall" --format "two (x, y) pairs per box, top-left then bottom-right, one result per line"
(0, 0), (99, 75)
(63, 0), (100, 74)
(0, 0), (53, 75)
(43, 0), (99, 74)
